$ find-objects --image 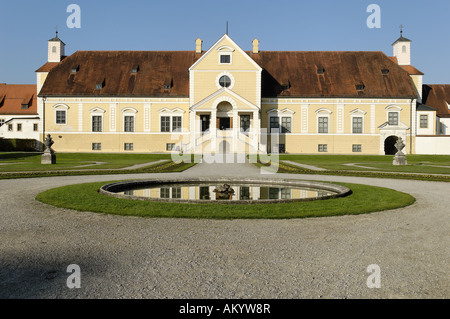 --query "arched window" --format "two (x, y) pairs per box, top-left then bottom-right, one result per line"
(402, 45), (406, 53)
(52, 46), (57, 53)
